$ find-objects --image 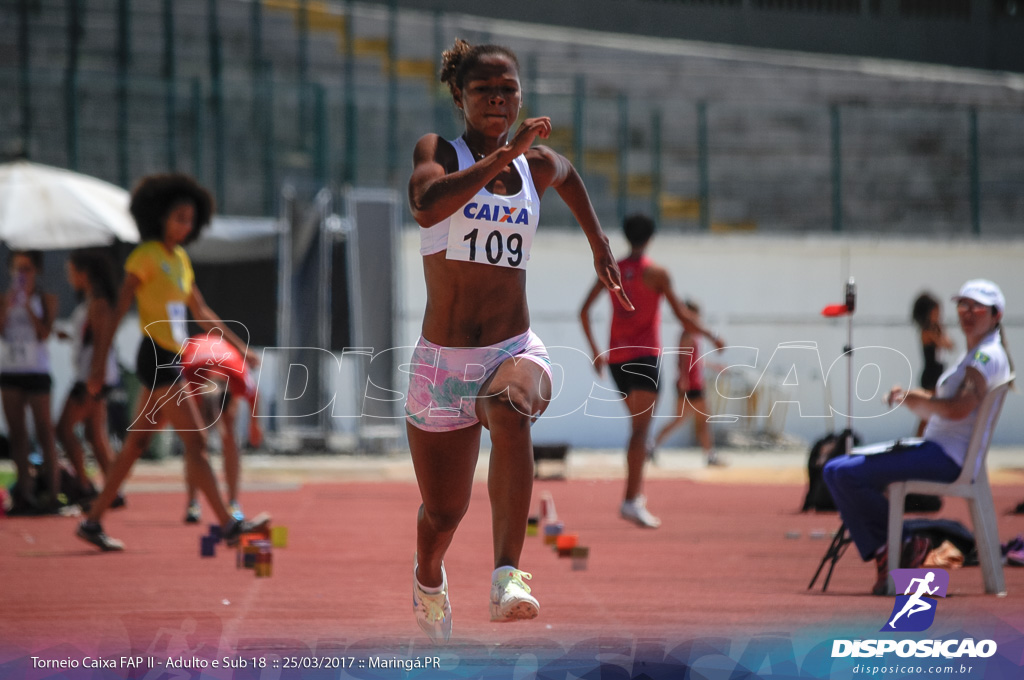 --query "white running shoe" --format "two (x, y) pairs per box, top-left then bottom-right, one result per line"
(413, 557), (452, 644)
(620, 494), (661, 528)
(490, 566), (539, 622)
